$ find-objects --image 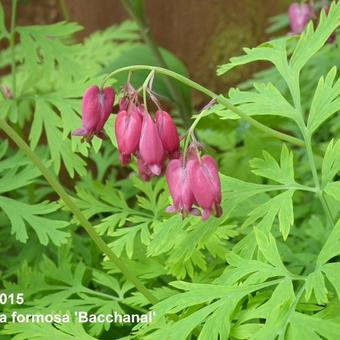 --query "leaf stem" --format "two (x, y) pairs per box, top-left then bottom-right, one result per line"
(278, 282), (306, 340)
(10, 0), (18, 98)
(119, 0), (191, 126)
(318, 192), (335, 228)
(182, 108), (206, 163)
(303, 129), (320, 189)
(142, 70), (155, 113)
(58, 0), (70, 21)
(103, 65), (304, 147)
(300, 124), (335, 227)
(0, 118), (158, 306)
